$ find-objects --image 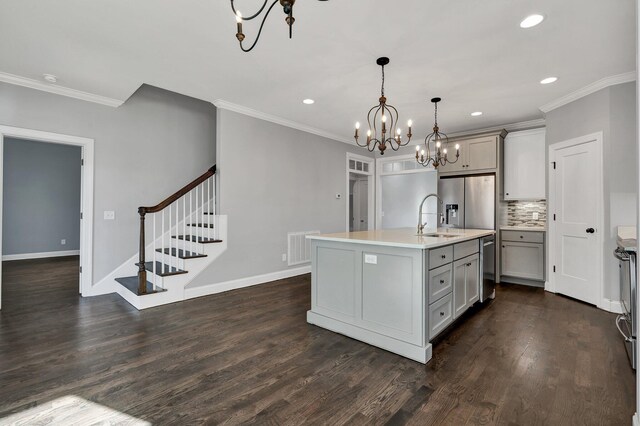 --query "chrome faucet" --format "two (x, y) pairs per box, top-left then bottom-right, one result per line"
(417, 193), (443, 235)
